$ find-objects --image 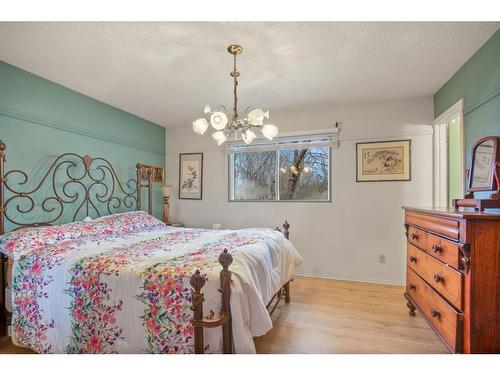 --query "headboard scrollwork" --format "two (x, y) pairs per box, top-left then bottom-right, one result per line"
(0, 139), (153, 234)
(0, 139), (157, 336)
